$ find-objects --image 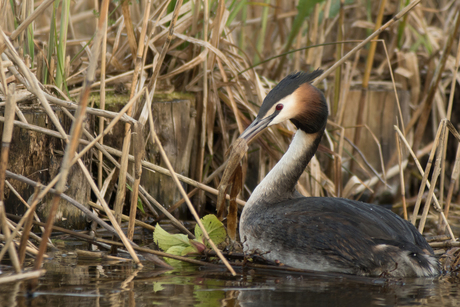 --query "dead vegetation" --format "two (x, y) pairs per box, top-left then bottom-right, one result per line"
(0, 0), (460, 281)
